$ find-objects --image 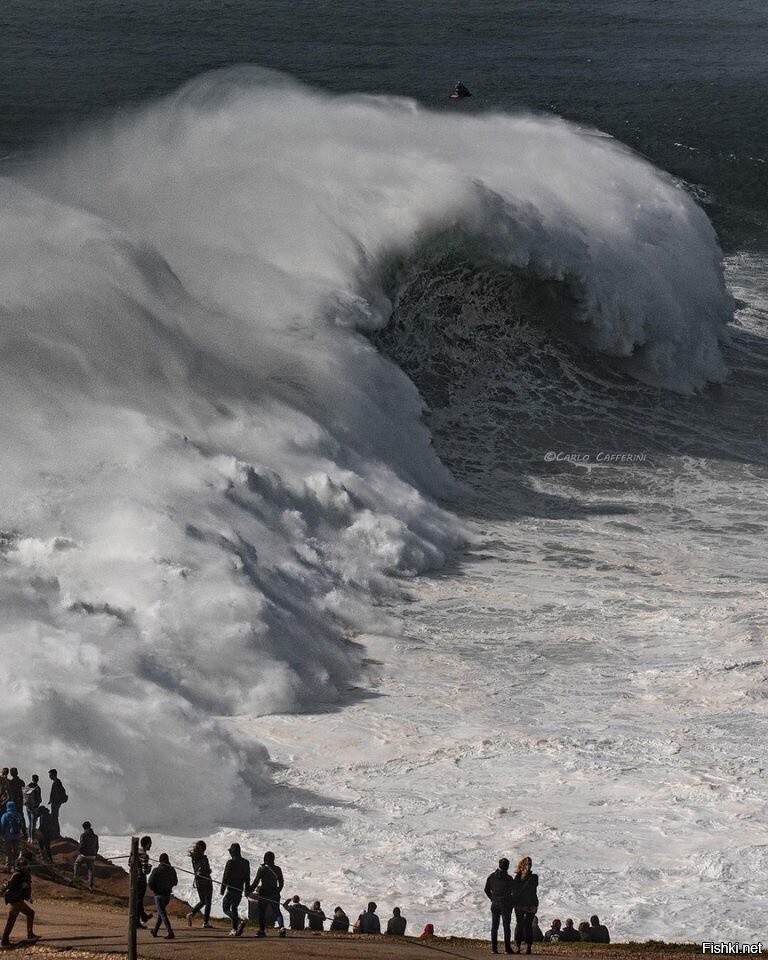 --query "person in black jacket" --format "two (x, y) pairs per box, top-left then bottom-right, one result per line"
(73, 821), (99, 891)
(222, 843), (250, 937)
(133, 835), (153, 928)
(186, 840), (213, 928)
(283, 895), (309, 930)
(1, 859), (40, 947)
(386, 907), (407, 936)
(511, 856), (539, 955)
(484, 857), (515, 954)
(35, 806), (55, 864)
(147, 853), (178, 939)
(249, 851), (284, 937)
(559, 918), (580, 942)
(585, 915), (610, 943)
(308, 901), (326, 931)
(47, 770), (67, 839)
(329, 906), (350, 931)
